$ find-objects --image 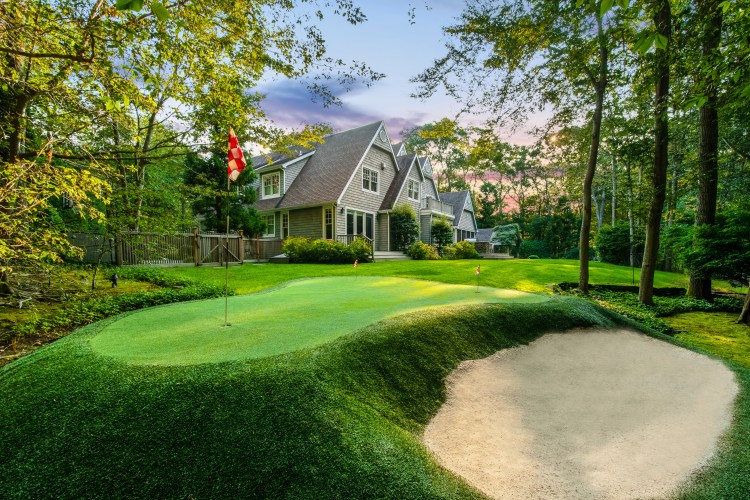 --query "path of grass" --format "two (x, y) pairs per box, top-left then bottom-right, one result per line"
(665, 311), (750, 370)
(160, 259), (695, 295)
(90, 277), (546, 365)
